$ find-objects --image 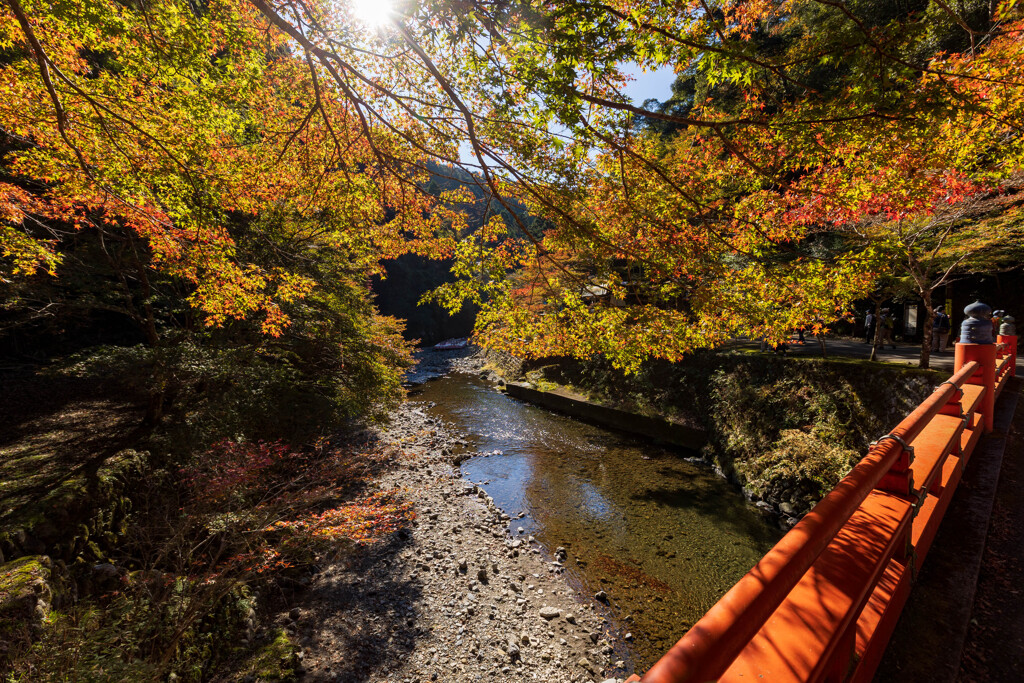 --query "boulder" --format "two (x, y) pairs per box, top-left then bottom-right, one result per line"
(0, 556), (54, 630)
